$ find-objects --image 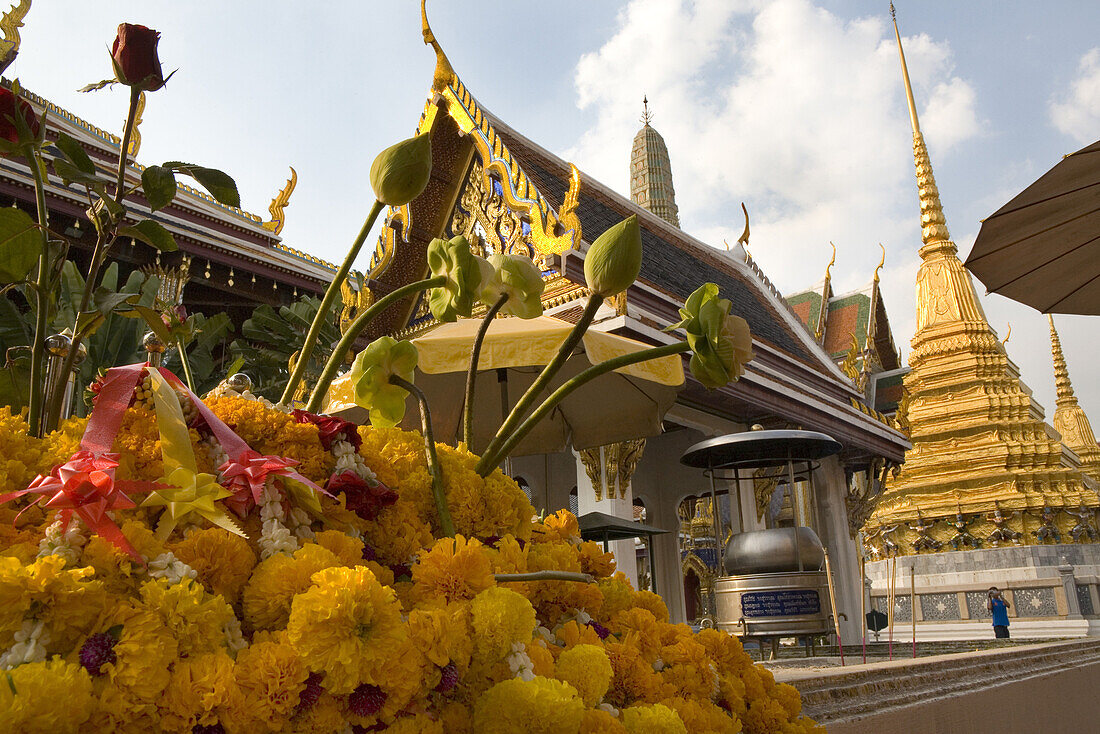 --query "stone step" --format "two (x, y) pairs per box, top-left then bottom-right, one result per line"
(779, 639), (1100, 725)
